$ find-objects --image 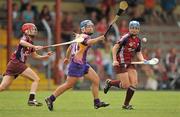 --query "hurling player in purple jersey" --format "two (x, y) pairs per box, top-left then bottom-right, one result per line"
(0, 23), (53, 106)
(104, 21), (146, 110)
(45, 20), (109, 111)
